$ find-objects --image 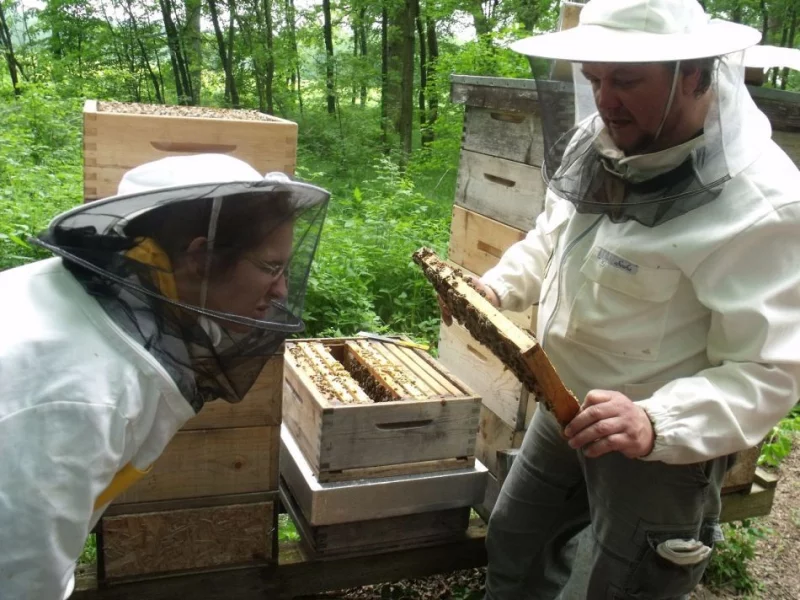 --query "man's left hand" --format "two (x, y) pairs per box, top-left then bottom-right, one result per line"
(564, 390), (655, 459)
